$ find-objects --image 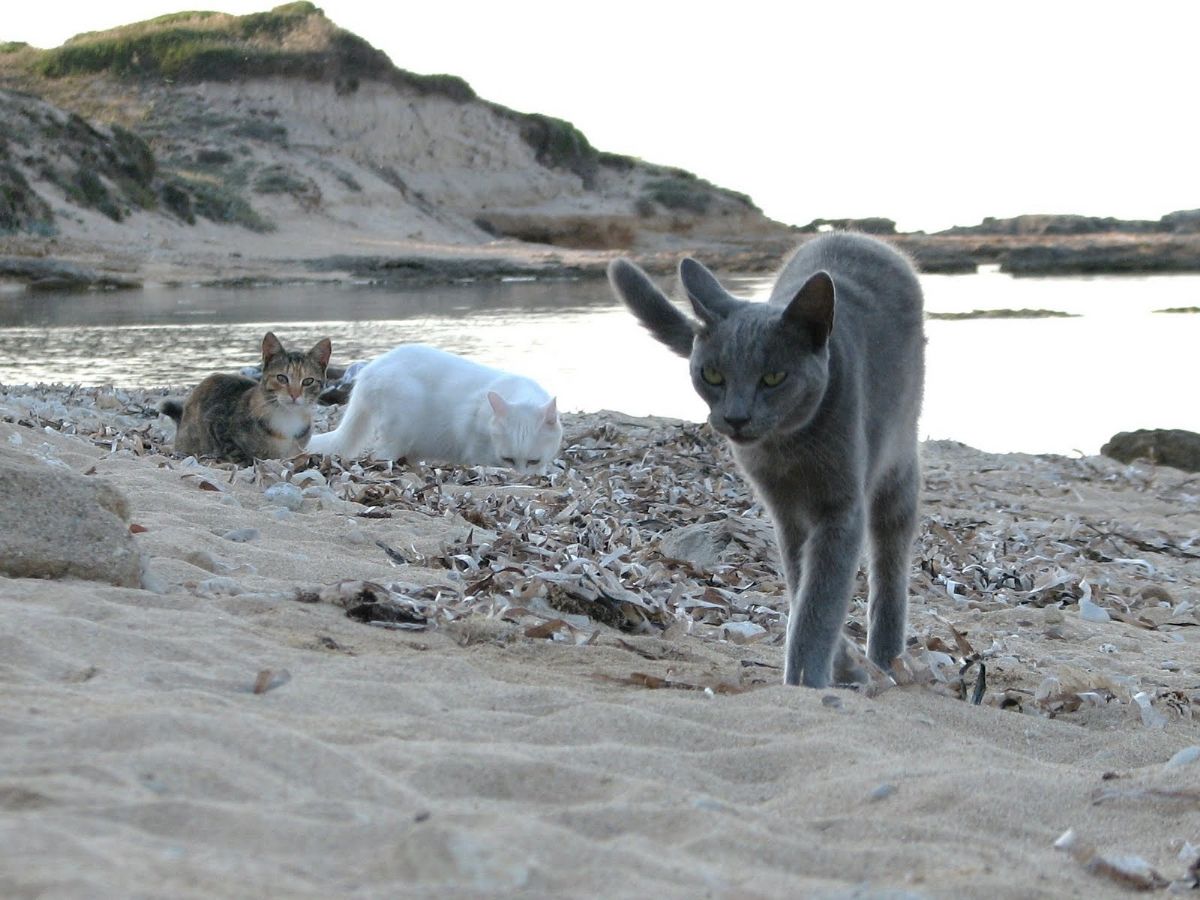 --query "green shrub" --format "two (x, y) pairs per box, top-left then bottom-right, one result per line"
(643, 176), (712, 215)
